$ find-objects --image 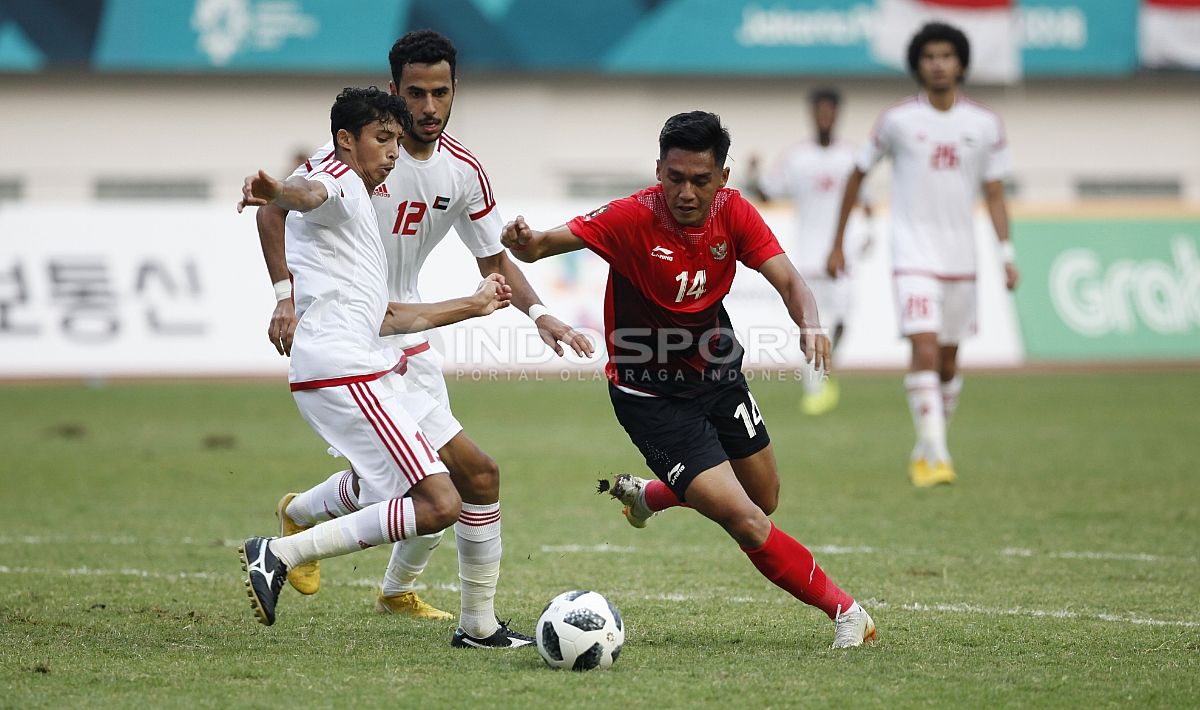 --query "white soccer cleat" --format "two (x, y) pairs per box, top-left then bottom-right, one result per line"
(831, 602), (877, 649)
(598, 474), (654, 528)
